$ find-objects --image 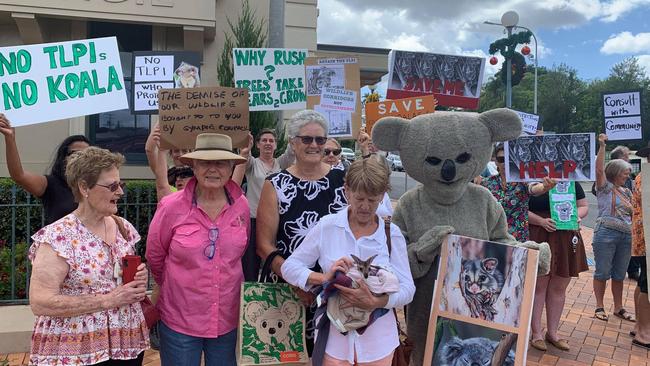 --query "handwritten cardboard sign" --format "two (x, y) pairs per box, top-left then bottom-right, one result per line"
(602, 90), (642, 141)
(365, 95), (437, 132)
(320, 87), (356, 111)
(0, 37), (127, 127)
(233, 48), (307, 111)
(504, 133), (596, 182)
(158, 86), (249, 149)
(512, 110), (540, 135)
(386, 50), (485, 110)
